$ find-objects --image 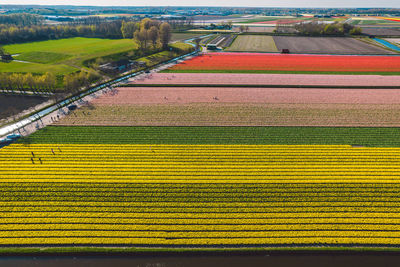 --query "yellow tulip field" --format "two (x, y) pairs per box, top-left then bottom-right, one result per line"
(0, 143), (400, 246)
